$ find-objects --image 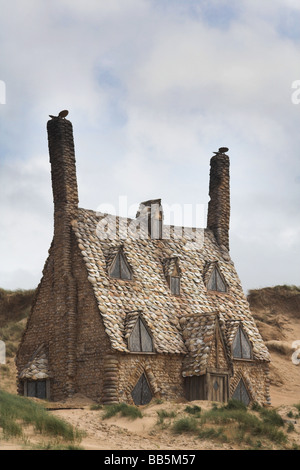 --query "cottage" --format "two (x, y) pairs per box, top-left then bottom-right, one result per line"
(16, 114), (271, 406)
